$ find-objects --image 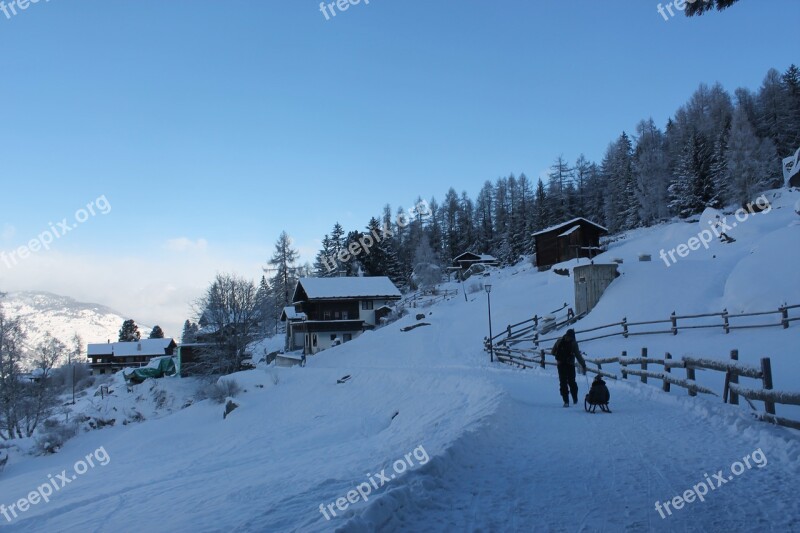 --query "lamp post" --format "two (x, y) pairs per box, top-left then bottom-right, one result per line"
(485, 284), (494, 363)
